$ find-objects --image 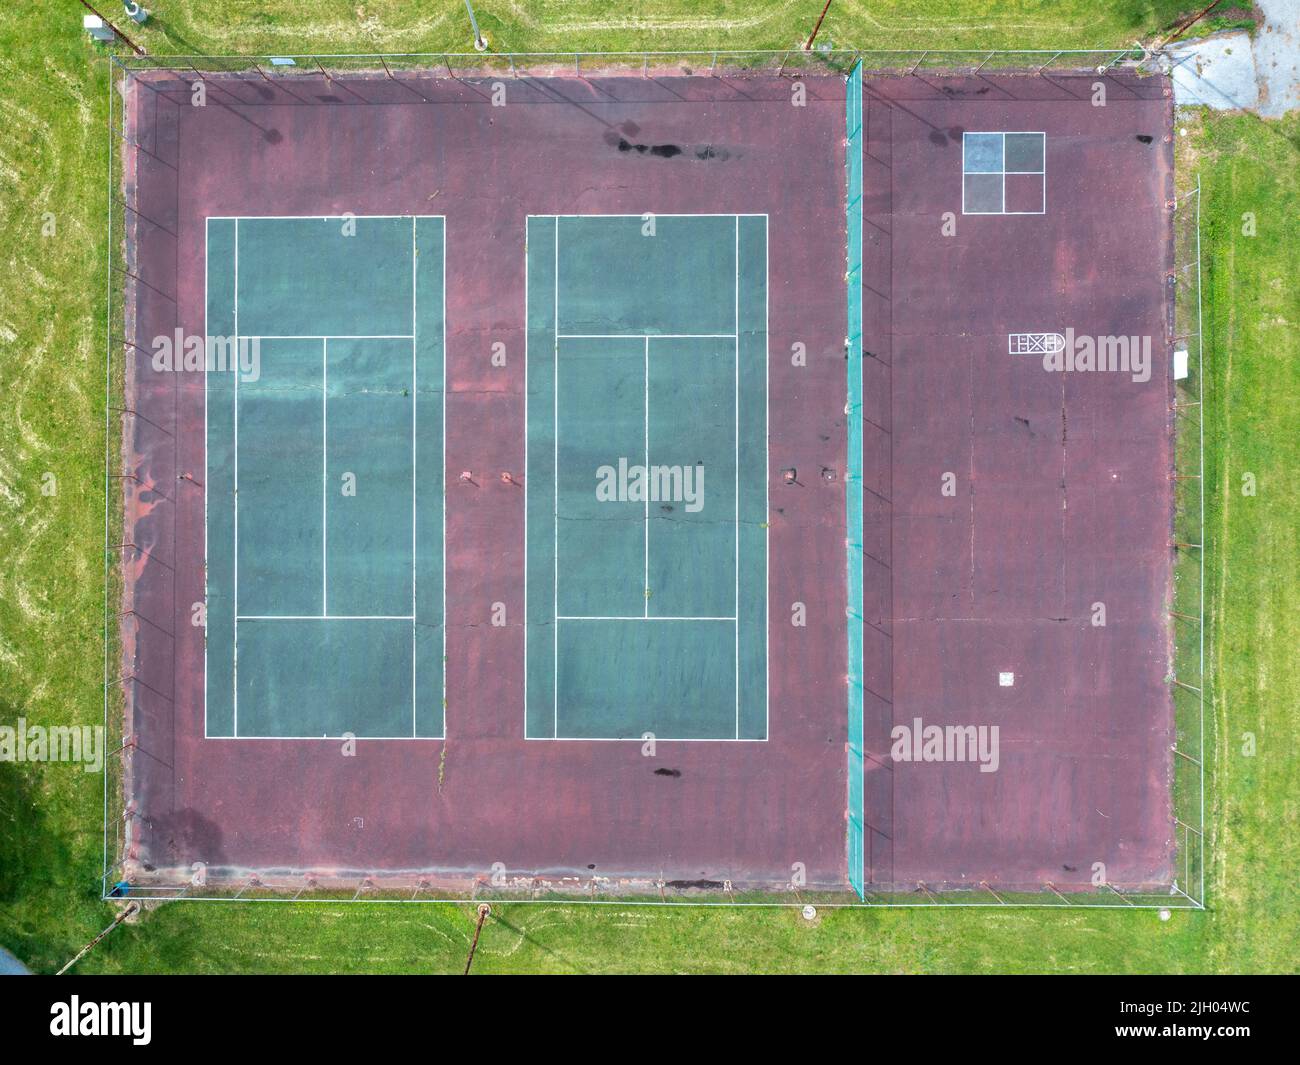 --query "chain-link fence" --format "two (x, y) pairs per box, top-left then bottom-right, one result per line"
(1168, 176), (1208, 909)
(100, 45), (1197, 911)
(102, 64), (128, 902)
(110, 46), (1151, 82)
(844, 60), (866, 901)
